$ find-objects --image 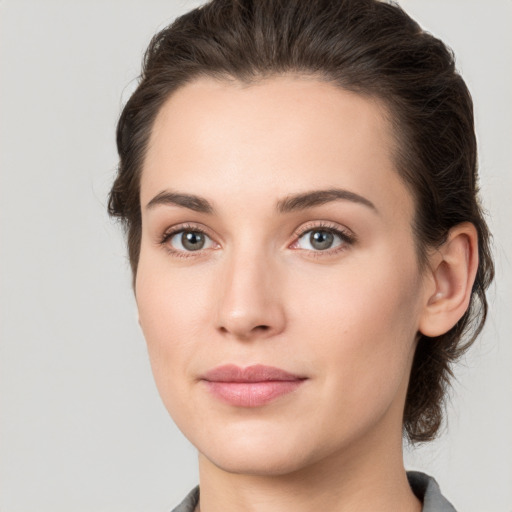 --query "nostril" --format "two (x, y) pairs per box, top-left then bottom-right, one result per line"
(216, 323), (271, 338)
